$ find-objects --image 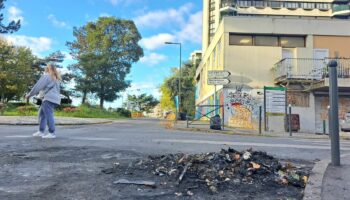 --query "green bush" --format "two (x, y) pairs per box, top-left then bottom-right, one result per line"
(8, 102), (27, 108)
(116, 108), (131, 118)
